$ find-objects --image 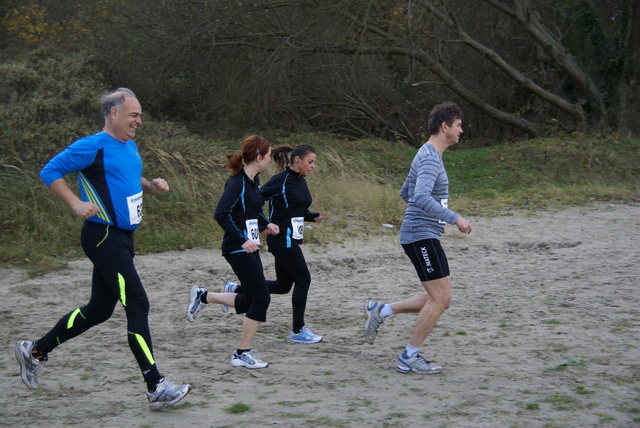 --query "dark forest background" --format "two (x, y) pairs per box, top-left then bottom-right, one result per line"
(1, 0), (638, 153)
